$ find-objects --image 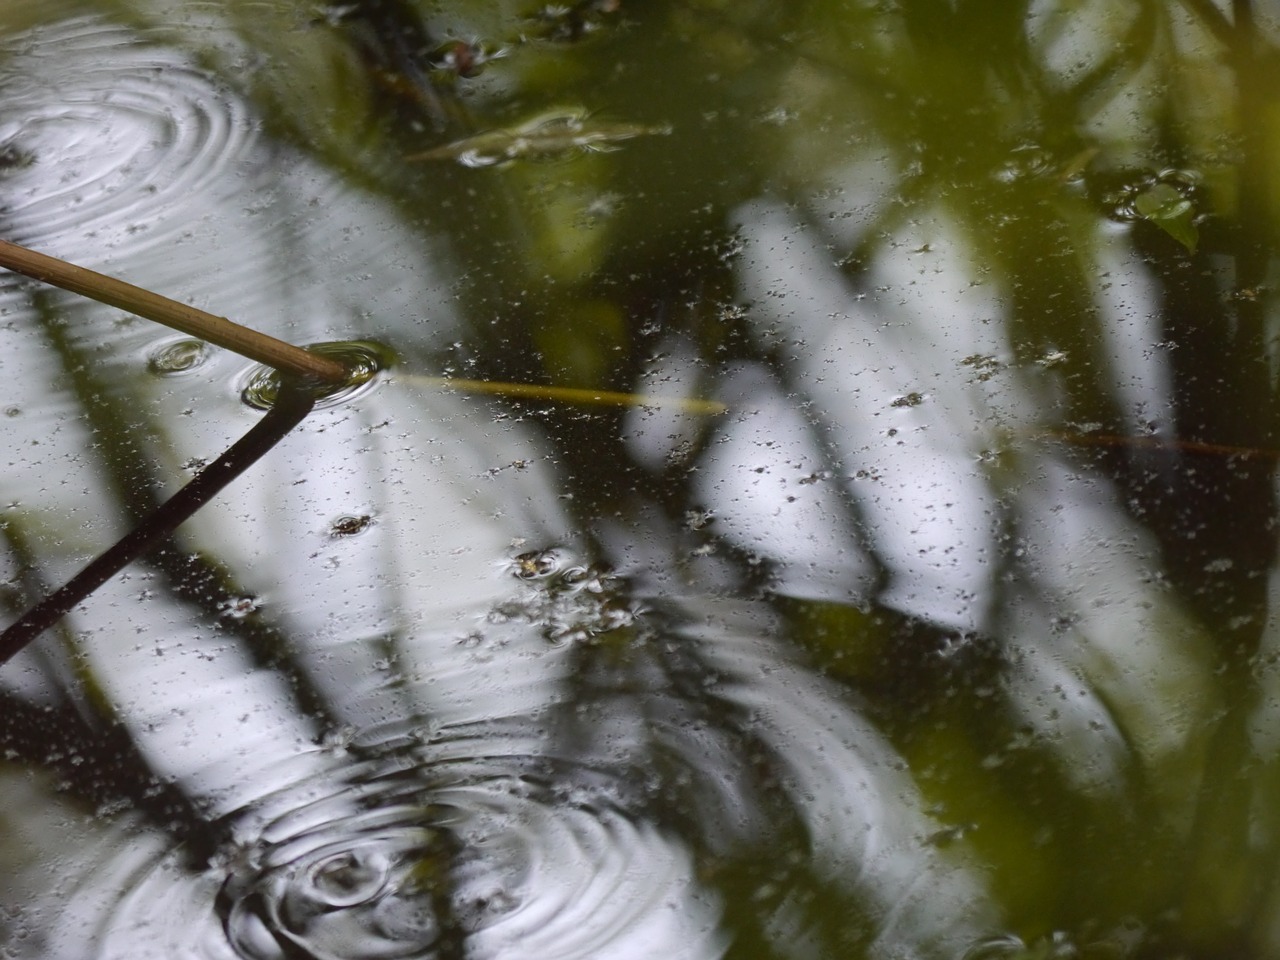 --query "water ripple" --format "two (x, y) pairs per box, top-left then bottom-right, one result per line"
(1, 541), (987, 959)
(0, 18), (257, 257)
(71, 732), (722, 960)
